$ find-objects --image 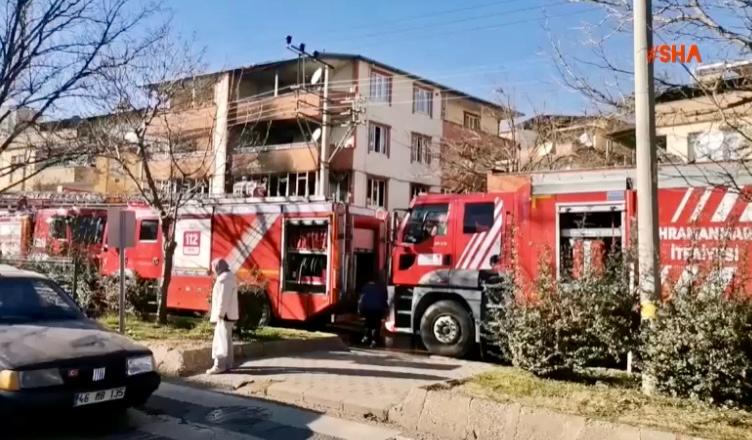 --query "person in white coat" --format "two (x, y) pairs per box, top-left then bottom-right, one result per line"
(206, 258), (239, 374)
